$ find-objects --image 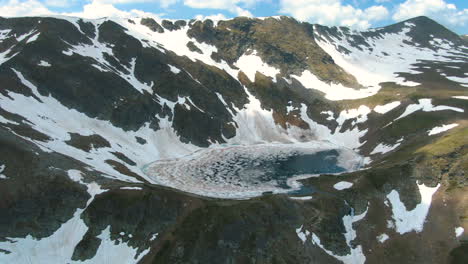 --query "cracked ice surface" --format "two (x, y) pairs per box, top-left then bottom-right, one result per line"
(144, 142), (363, 199)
